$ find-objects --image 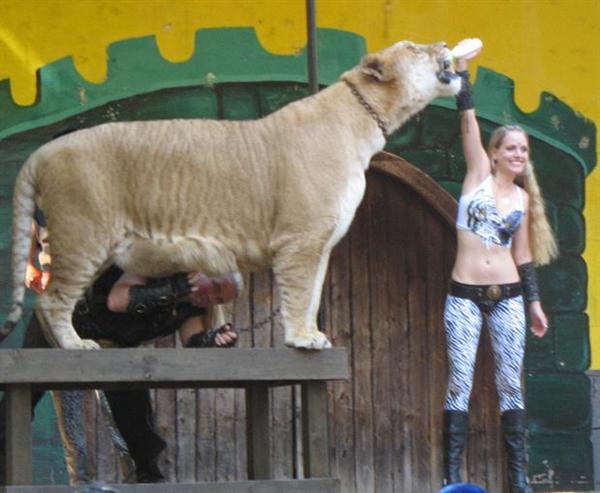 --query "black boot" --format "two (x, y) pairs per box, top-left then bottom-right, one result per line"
(443, 410), (469, 485)
(501, 409), (533, 493)
(136, 463), (165, 483)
